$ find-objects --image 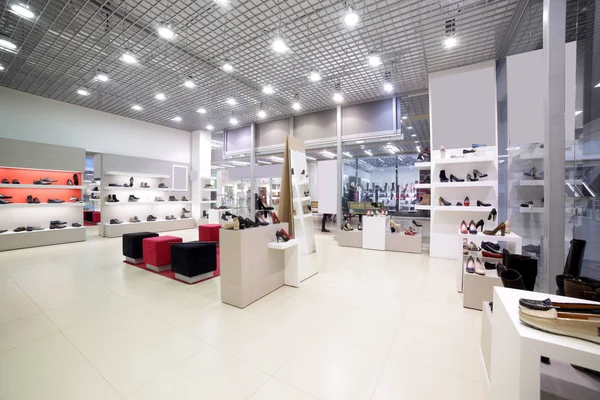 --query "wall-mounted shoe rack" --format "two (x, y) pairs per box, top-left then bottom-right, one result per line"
(0, 166), (86, 251)
(199, 176), (217, 224)
(100, 171), (195, 238)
